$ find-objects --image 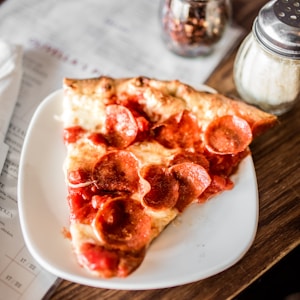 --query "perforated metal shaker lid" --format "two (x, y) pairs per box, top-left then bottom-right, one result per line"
(253, 0), (300, 59)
